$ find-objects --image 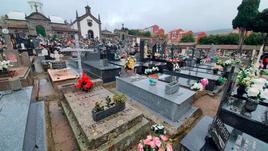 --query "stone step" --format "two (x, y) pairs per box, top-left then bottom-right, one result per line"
(23, 101), (47, 151)
(61, 100), (149, 151)
(95, 117), (150, 151)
